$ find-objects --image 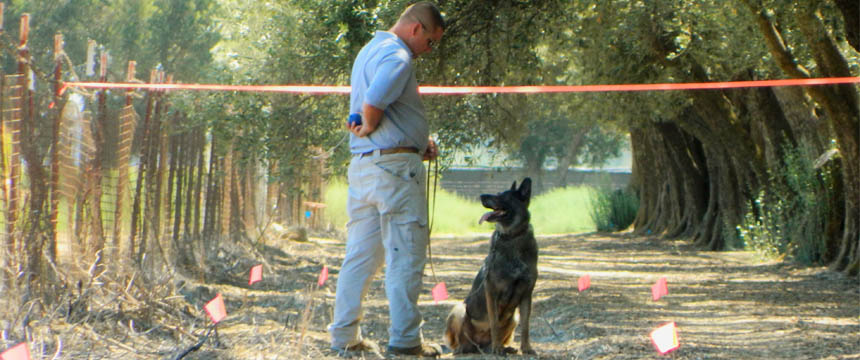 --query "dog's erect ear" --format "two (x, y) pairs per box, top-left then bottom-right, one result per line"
(510, 181), (517, 191)
(518, 178), (532, 203)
